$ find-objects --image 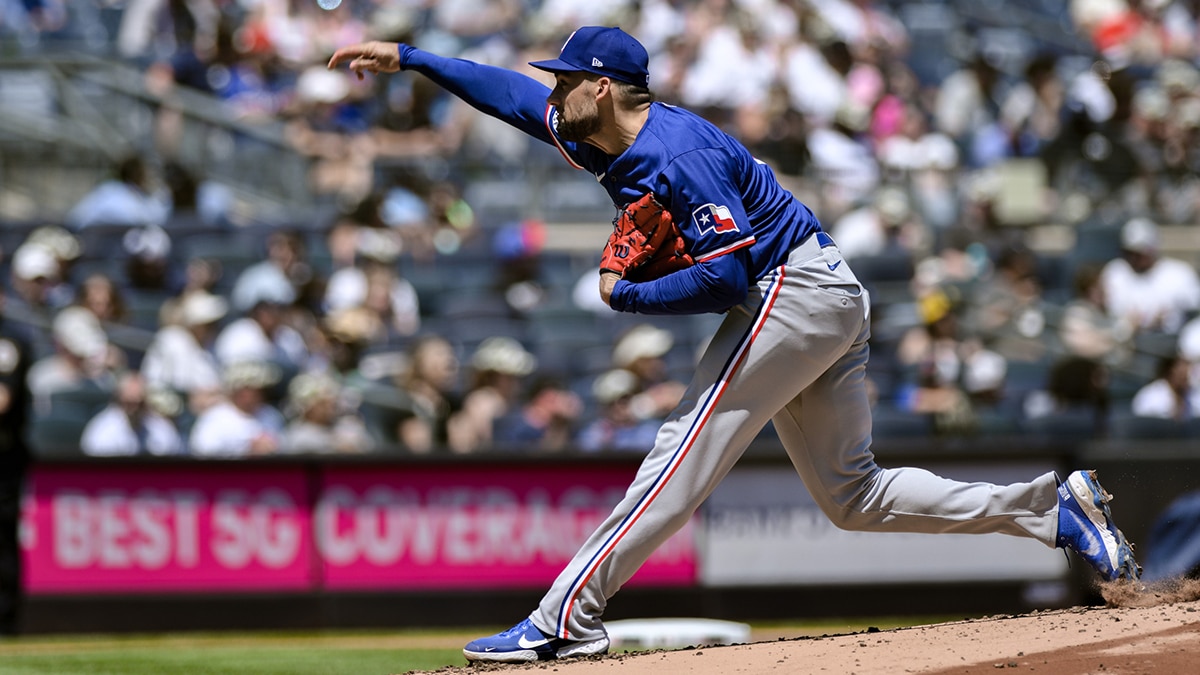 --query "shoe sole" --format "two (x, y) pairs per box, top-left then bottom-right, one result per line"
(462, 648), (541, 663)
(556, 636), (610, 658)
(1066, 470), (1140, 580)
